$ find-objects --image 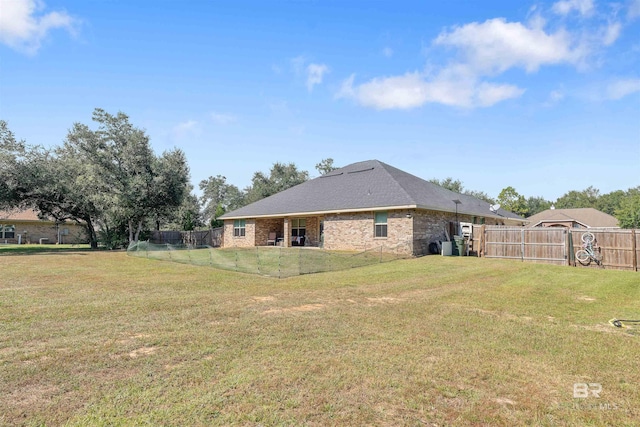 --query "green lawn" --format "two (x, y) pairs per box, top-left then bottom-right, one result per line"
(128, 244), (403, 277)
(0, 243), (92, 255)
(1, 252), (639, 426)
